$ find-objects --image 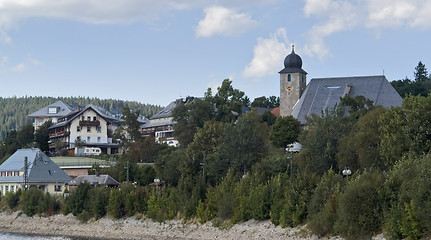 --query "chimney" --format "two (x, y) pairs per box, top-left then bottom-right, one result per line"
(343, 84), (352, 97)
